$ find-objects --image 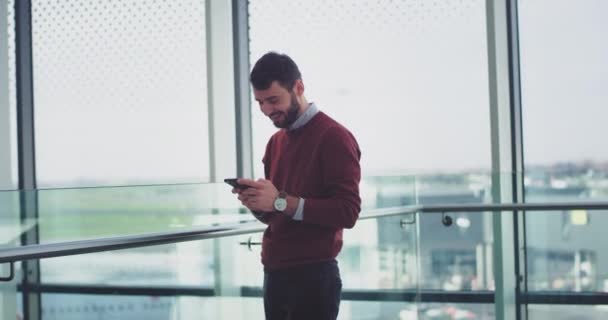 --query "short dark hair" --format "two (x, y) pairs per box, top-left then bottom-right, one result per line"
(250, 52), (302, 91)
